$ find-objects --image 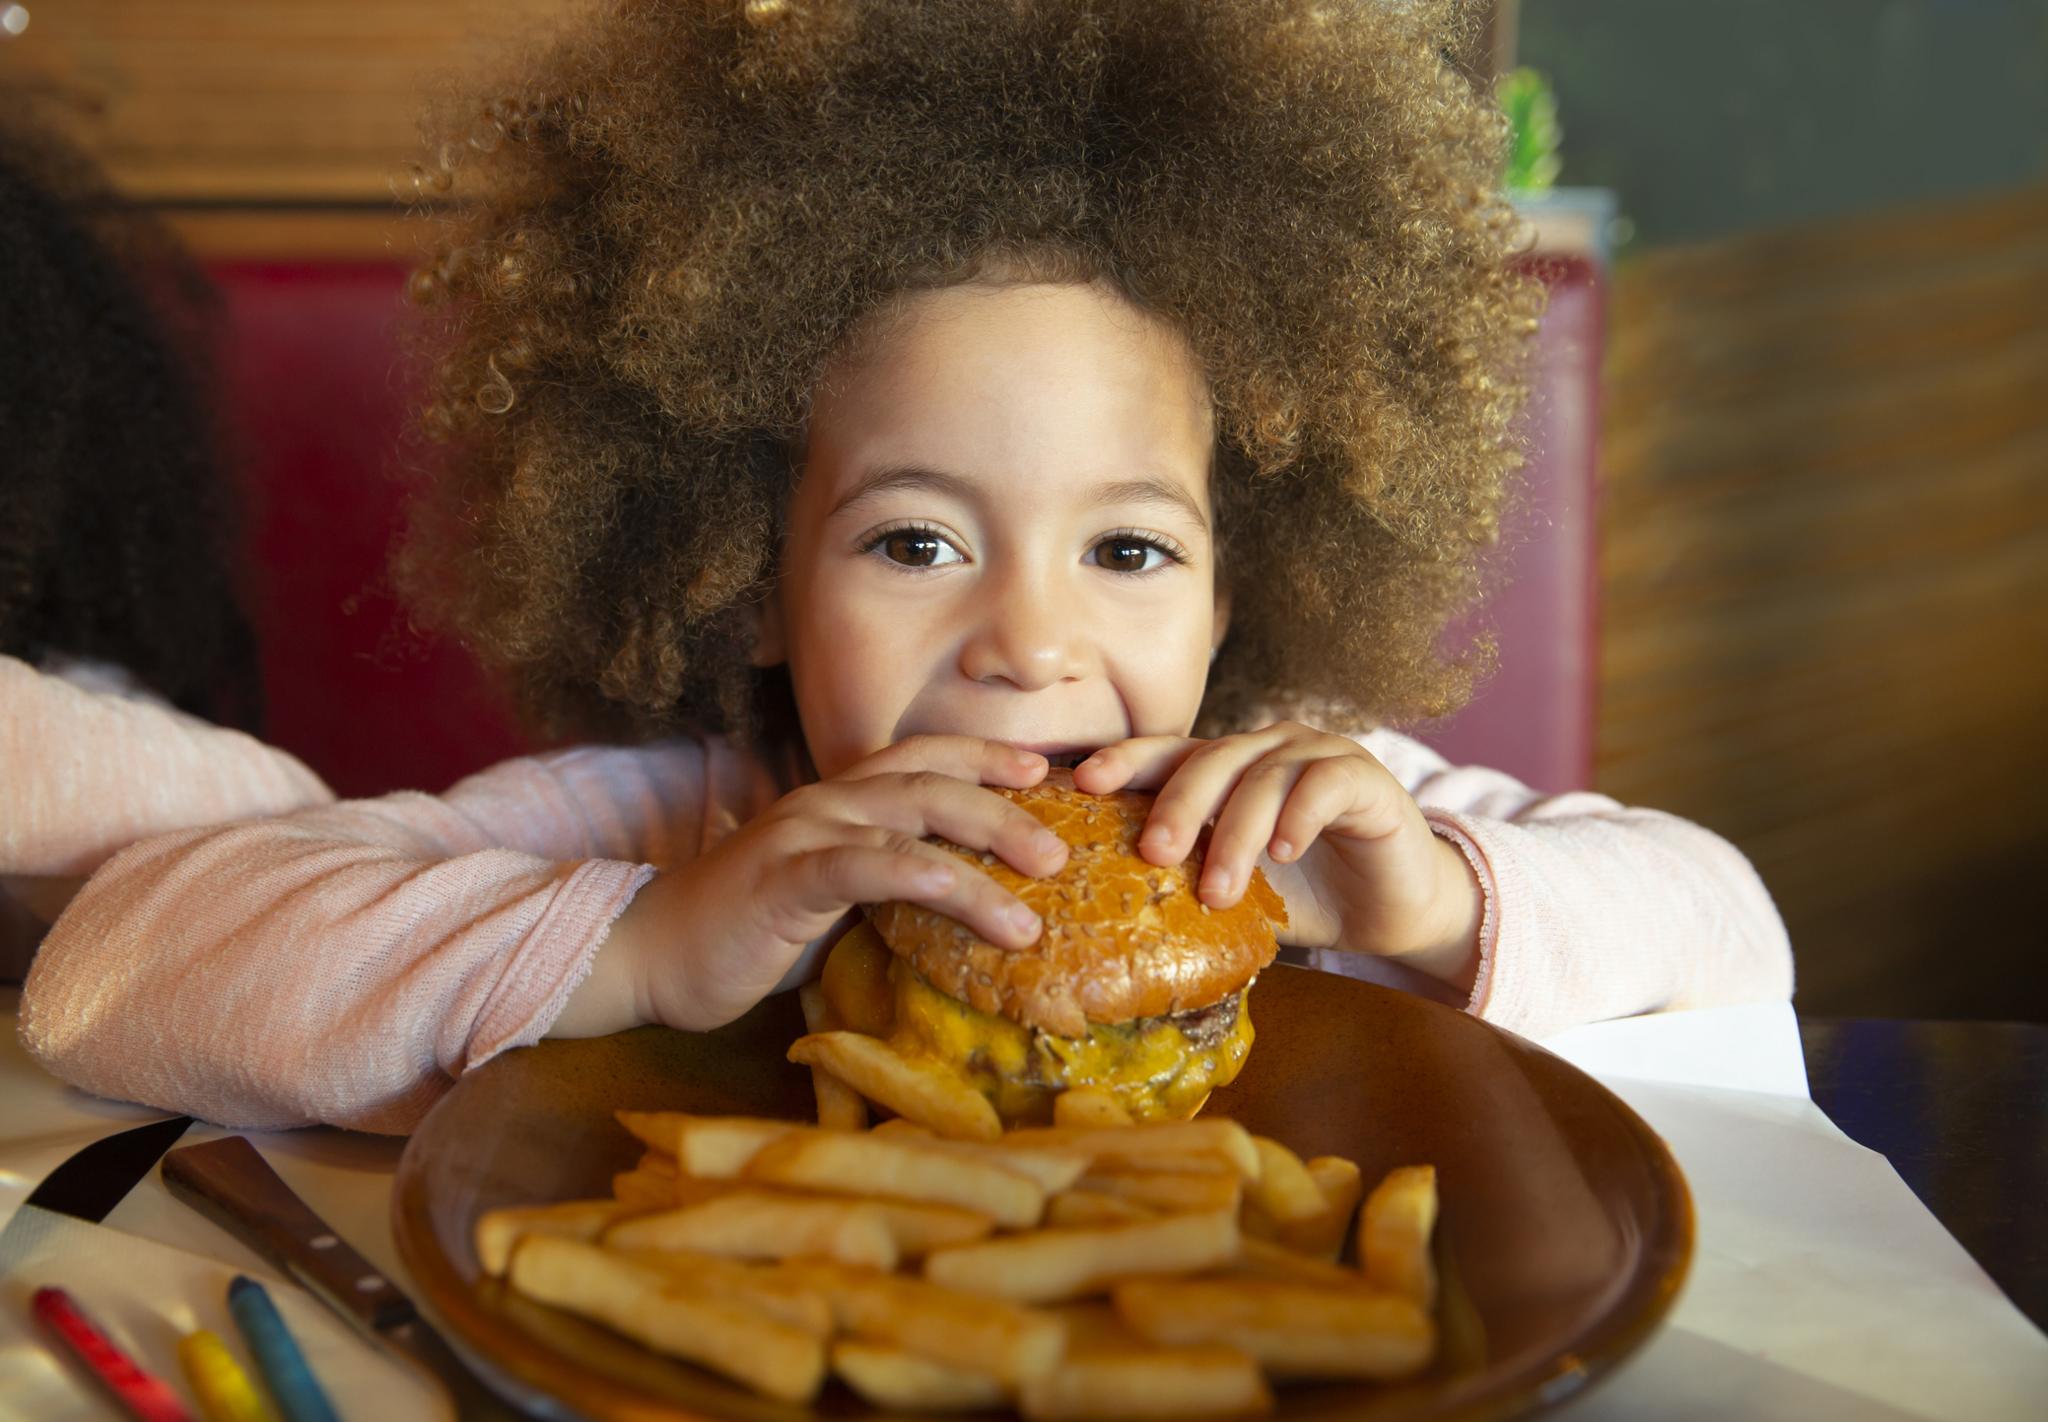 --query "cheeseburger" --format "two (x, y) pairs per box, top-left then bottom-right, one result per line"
(826, 770), (1287, 1125)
